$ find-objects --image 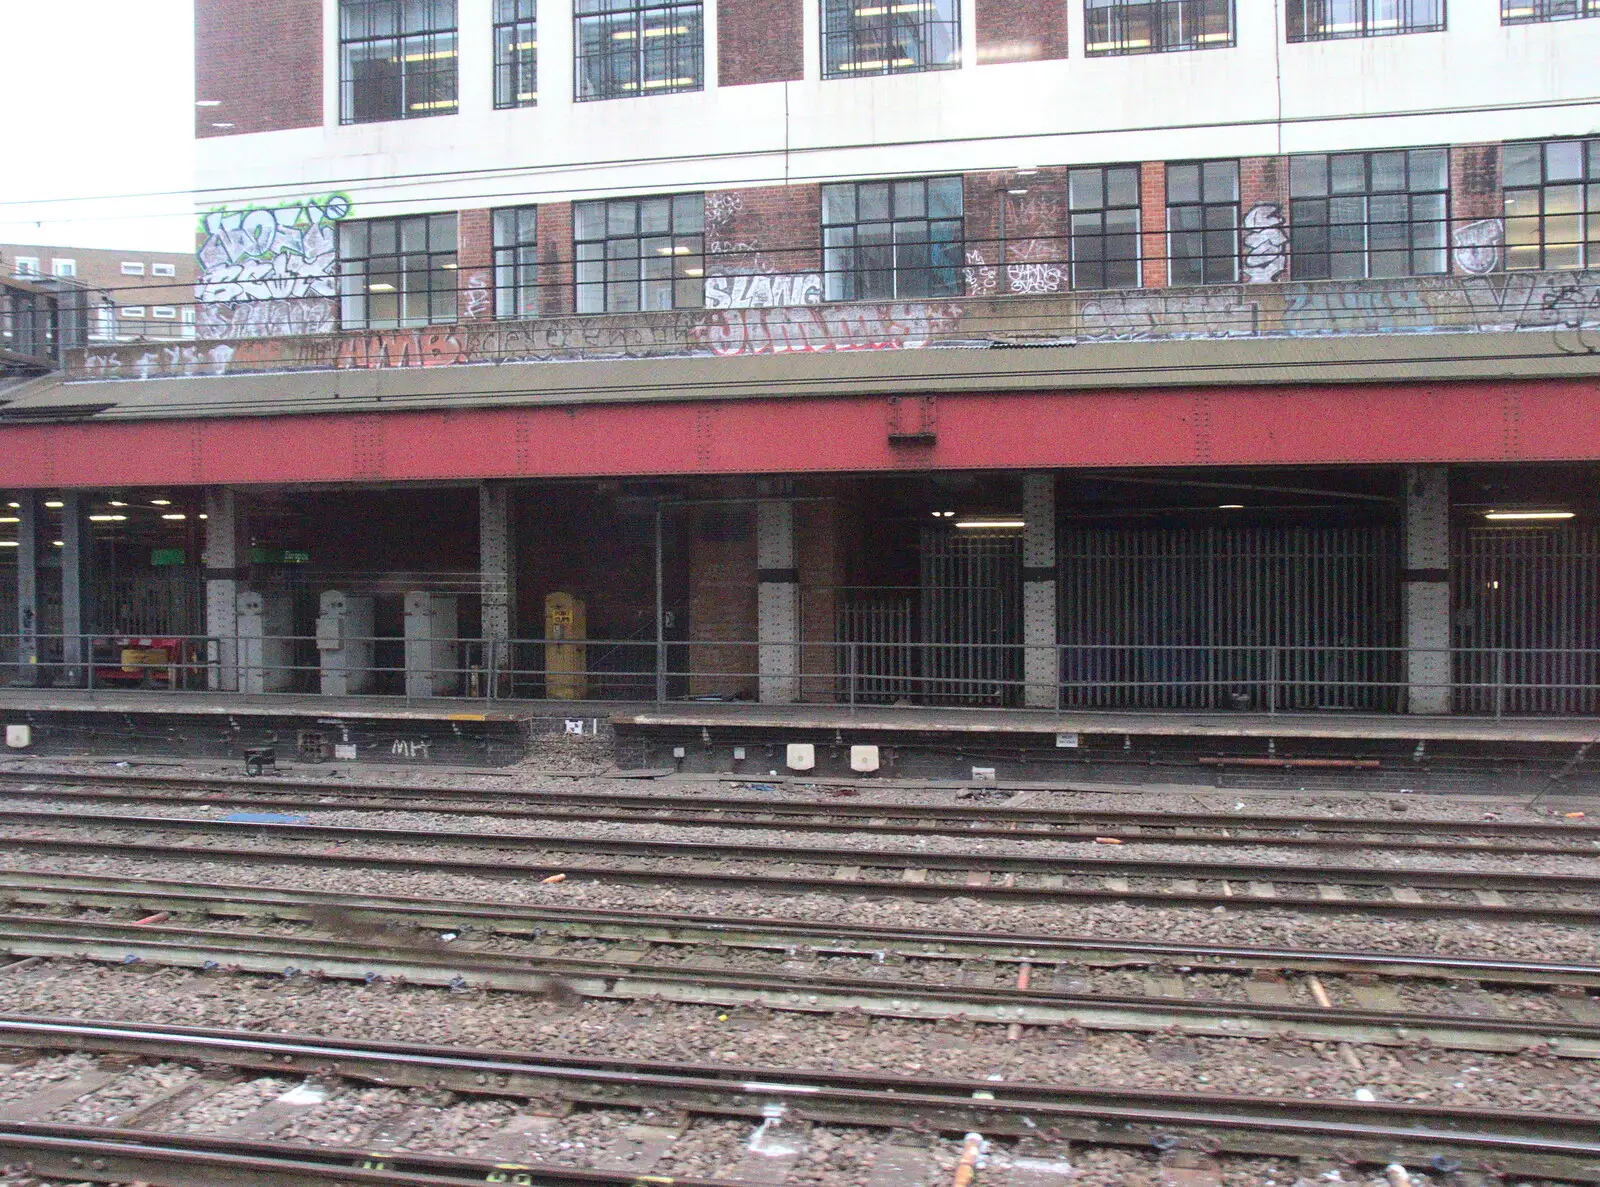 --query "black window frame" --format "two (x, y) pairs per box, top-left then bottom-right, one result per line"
(574, 194), (705, 313)
(1285, 0), (1445, 41)
(1166, 160), (1240, 286)
(338, 213), (459, 329)
(339, 0), (459, 126)
(492, 206), (540, 319)
(1288, 149), (1449, 281)
(1068, 165), (1142, 290)
(1503, 139), (1600, 272)
(821, 177), (964, 302)
(494, 0), (538, 108)
(574, 0), (704, 101)
(1084, 0), (1235, 55)
(821, 0), (961, 79)
(1502, 0), (1598, 20)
